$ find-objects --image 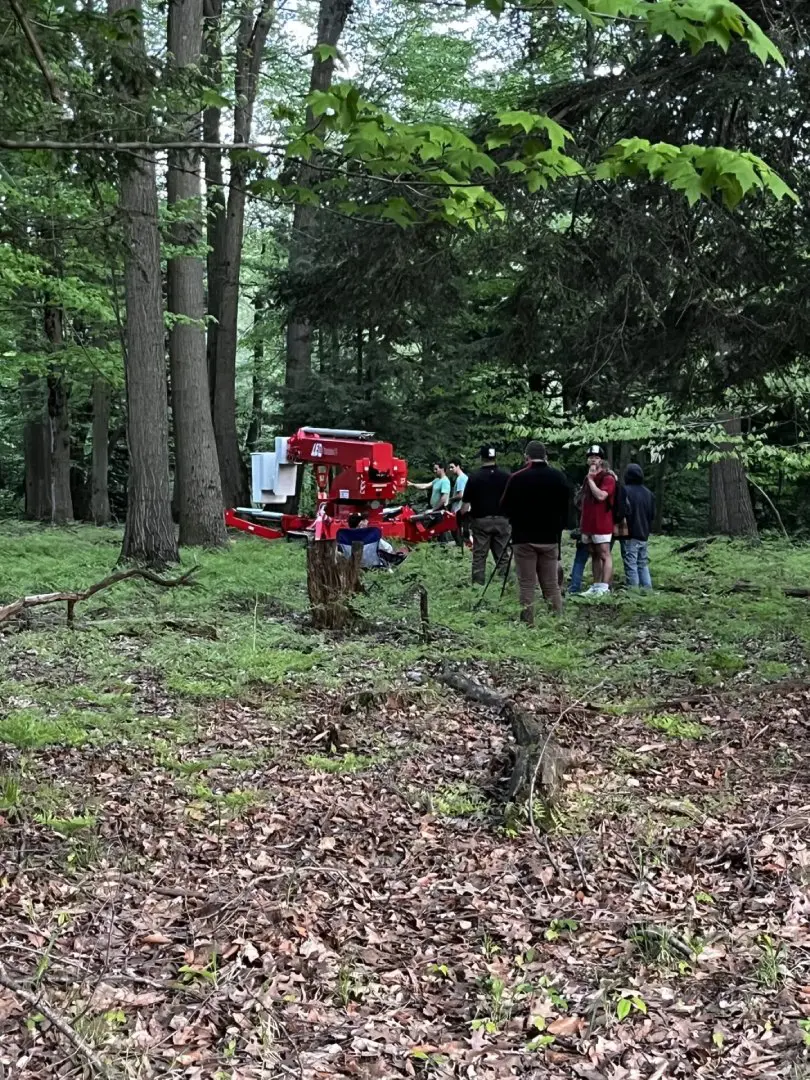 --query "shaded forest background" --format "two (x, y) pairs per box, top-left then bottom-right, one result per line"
(1, 0), (810, 552)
